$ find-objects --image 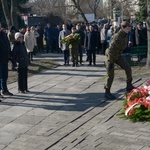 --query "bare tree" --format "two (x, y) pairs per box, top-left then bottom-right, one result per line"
(146, 0), (150, 67)
(112, 0), (138, 20)
(30, 0), (89, 22)
(28, 0), (66, 17)
(87, 0), (101, 19)
(1, 0), (18, 28)
(11, 0), (18, 28)
(1, 0), (12, 28)
(71, 0), (88, 23)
